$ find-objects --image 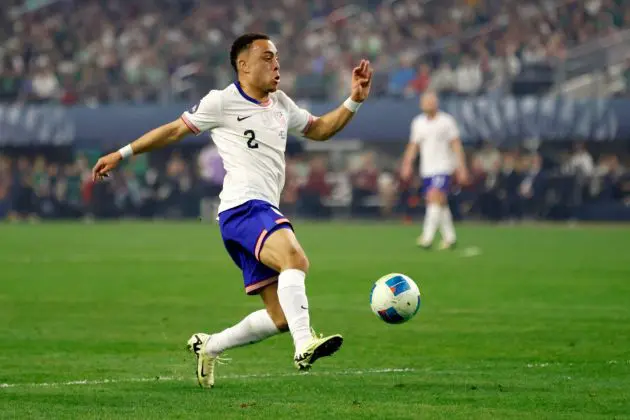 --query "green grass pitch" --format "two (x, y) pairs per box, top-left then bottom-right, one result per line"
(1, 221), (630, 419)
